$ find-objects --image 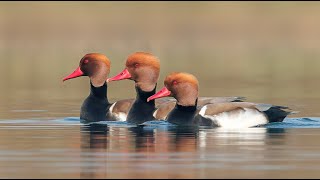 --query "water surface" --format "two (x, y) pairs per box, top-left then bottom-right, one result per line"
(1, 115), (320, 178)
